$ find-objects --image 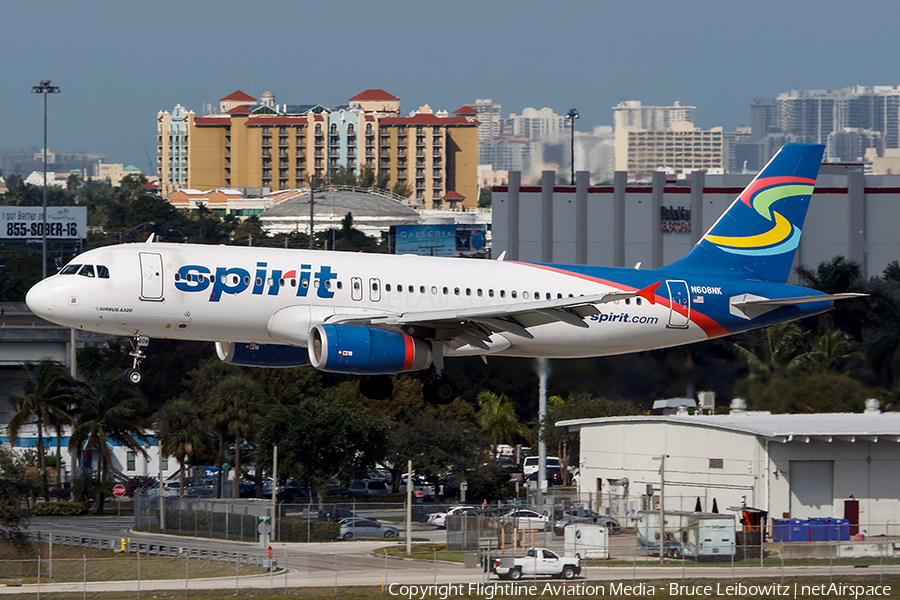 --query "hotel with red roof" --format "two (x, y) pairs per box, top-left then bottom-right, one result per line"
(156, 89), (479, 210)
